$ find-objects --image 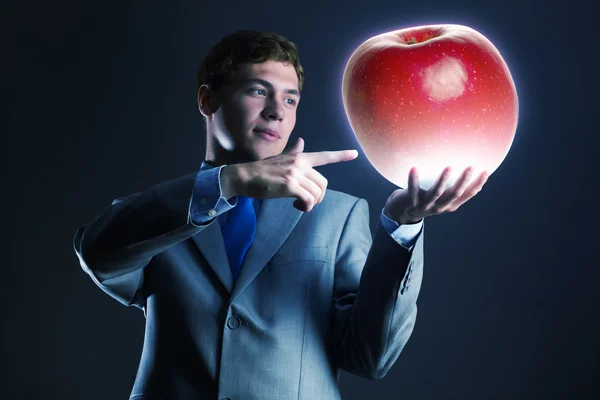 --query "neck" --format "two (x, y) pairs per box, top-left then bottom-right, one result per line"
(205, 139), (258, 168)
